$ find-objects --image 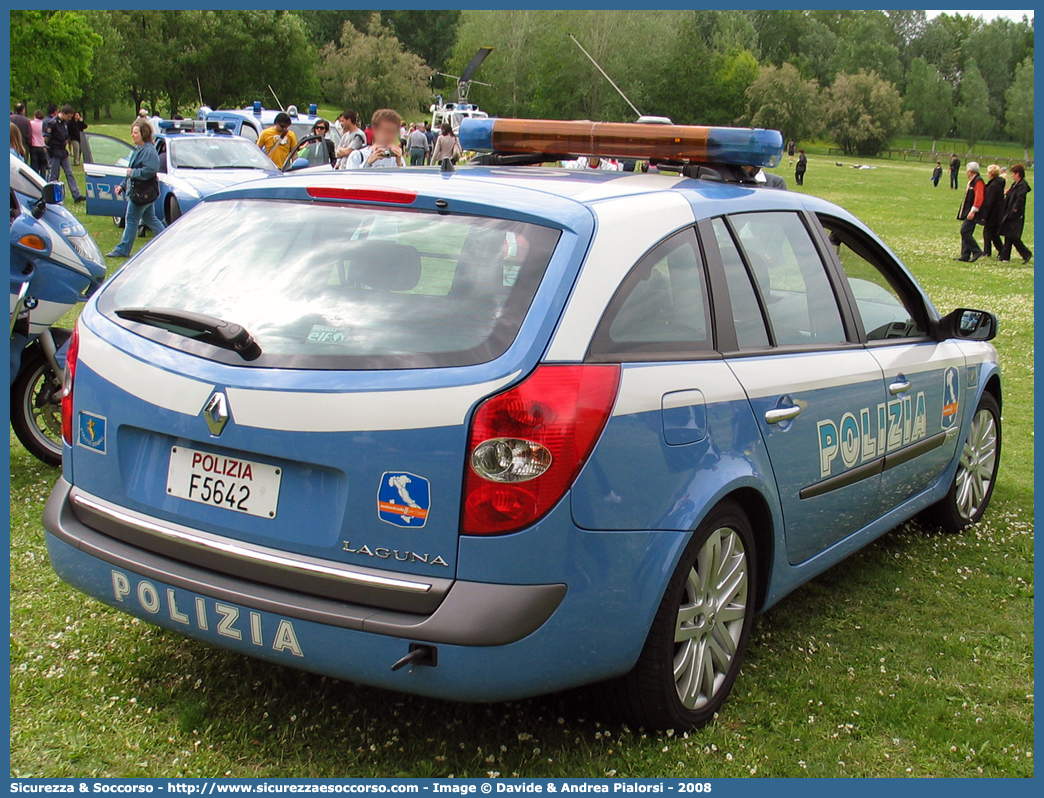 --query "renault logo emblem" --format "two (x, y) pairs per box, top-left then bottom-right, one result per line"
(202, 391), (230, 436)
